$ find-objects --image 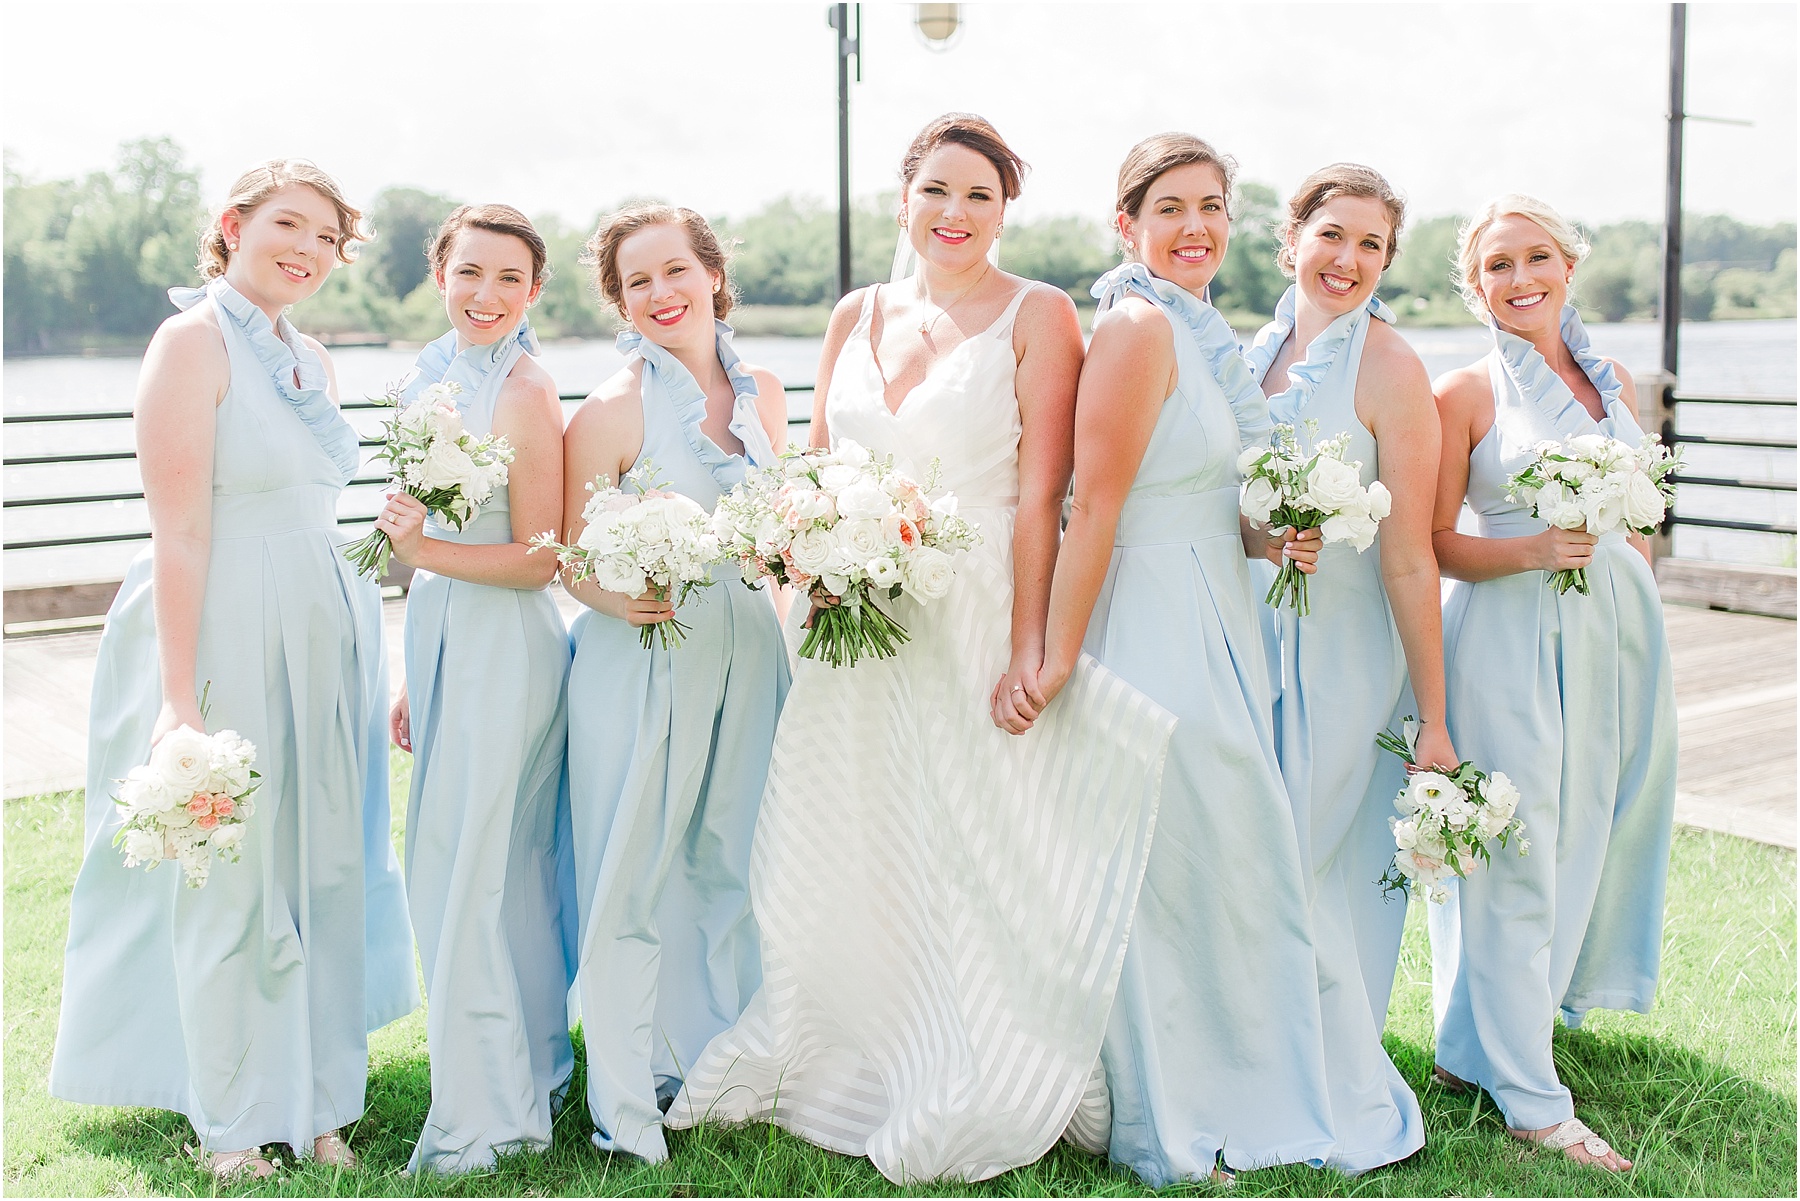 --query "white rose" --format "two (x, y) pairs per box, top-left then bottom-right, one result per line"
(151, 726), (213, 798)
(835, 480), (890, 521)
(625, 503), (673, 547)
(1621, 469), (1665, 532)
(789, 526), (835, 575)
(1302, 455), (1364, 515)
(1365, 480), (1392, 521)
(1533, 481), (1588, 530)
(593, 554), (648, 597)
(1241, 476), (1281, 525)
(818, 464), (861, 493)
(1479, 772), (1520, 823)
(866, 556), (903, 588)
(420, 437), (479, 493)
(834, 439), (872, 468)
(838, 518), (885, 559)
(1568, 433), (1611, 459)
(1551, 457), (1595, 486)
(578, 511), (629, 556)
(905, 546), (955, 601)
(1391, 817), (1419, 851)
(753, 515), (790, 556)
(1321, 505), (1380, 552)
(821, 572), (852, 598)
(425, 403), (465, 443)
(1236, 446), (1268, 477)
